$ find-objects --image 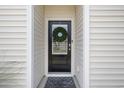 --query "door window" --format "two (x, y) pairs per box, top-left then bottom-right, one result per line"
(52, 24), (68, 55)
